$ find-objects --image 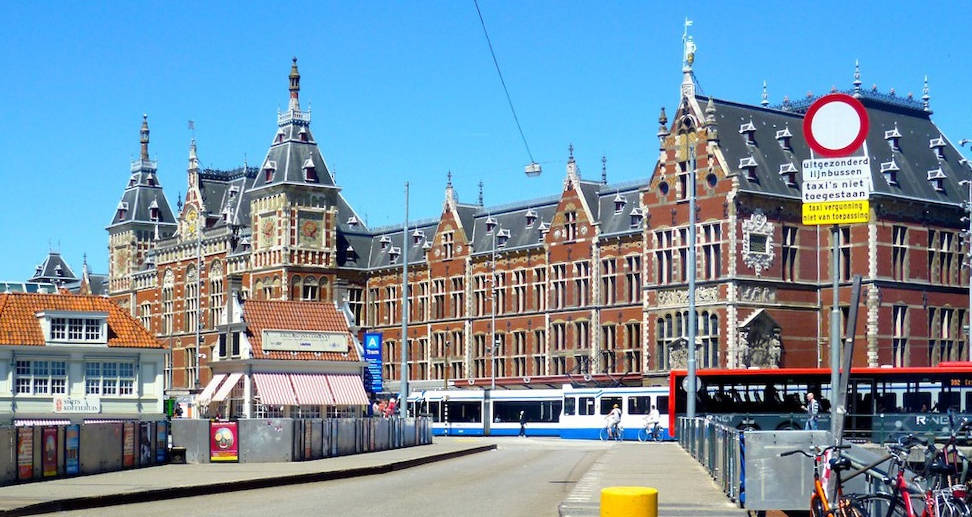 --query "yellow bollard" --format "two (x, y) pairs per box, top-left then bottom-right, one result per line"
(600, 486), (658, 517)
